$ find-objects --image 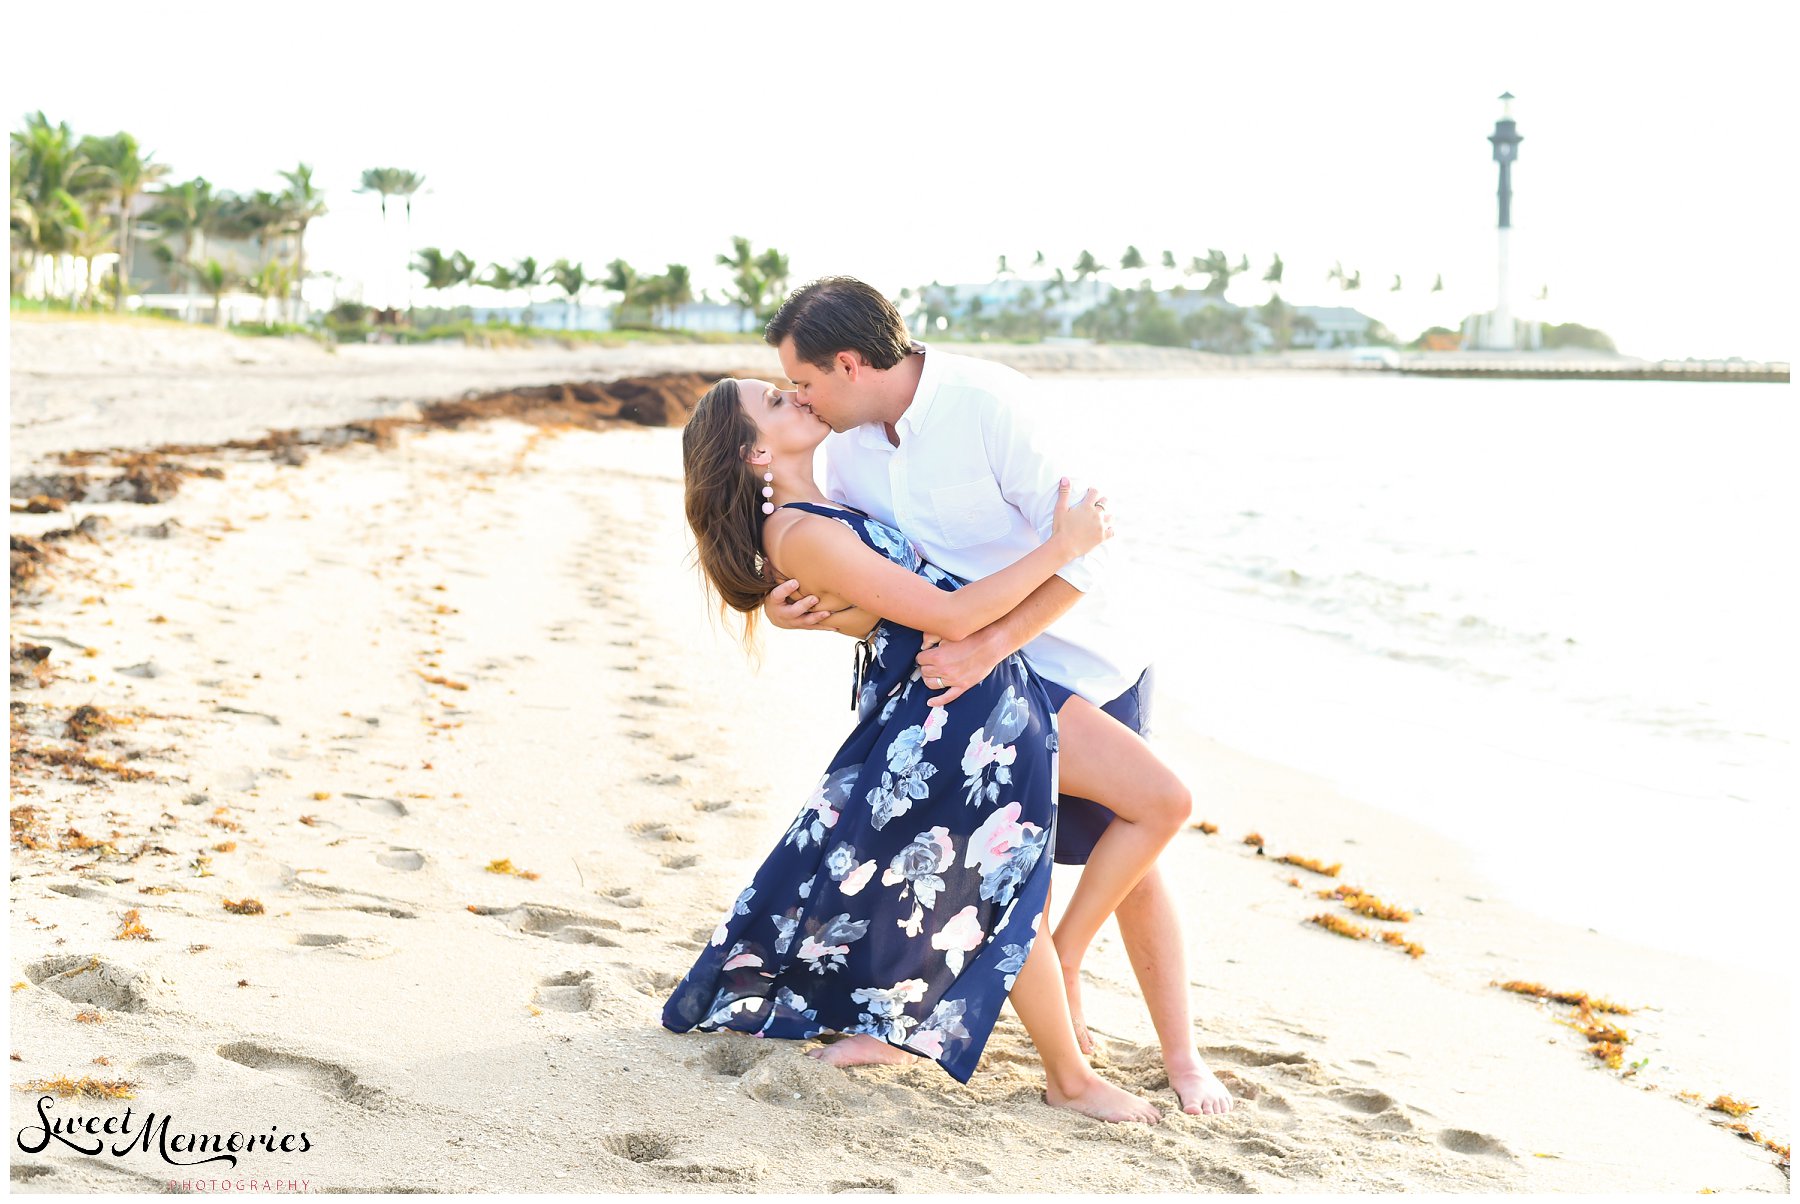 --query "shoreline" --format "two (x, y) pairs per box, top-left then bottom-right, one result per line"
(8, 321), (1789, 1191)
